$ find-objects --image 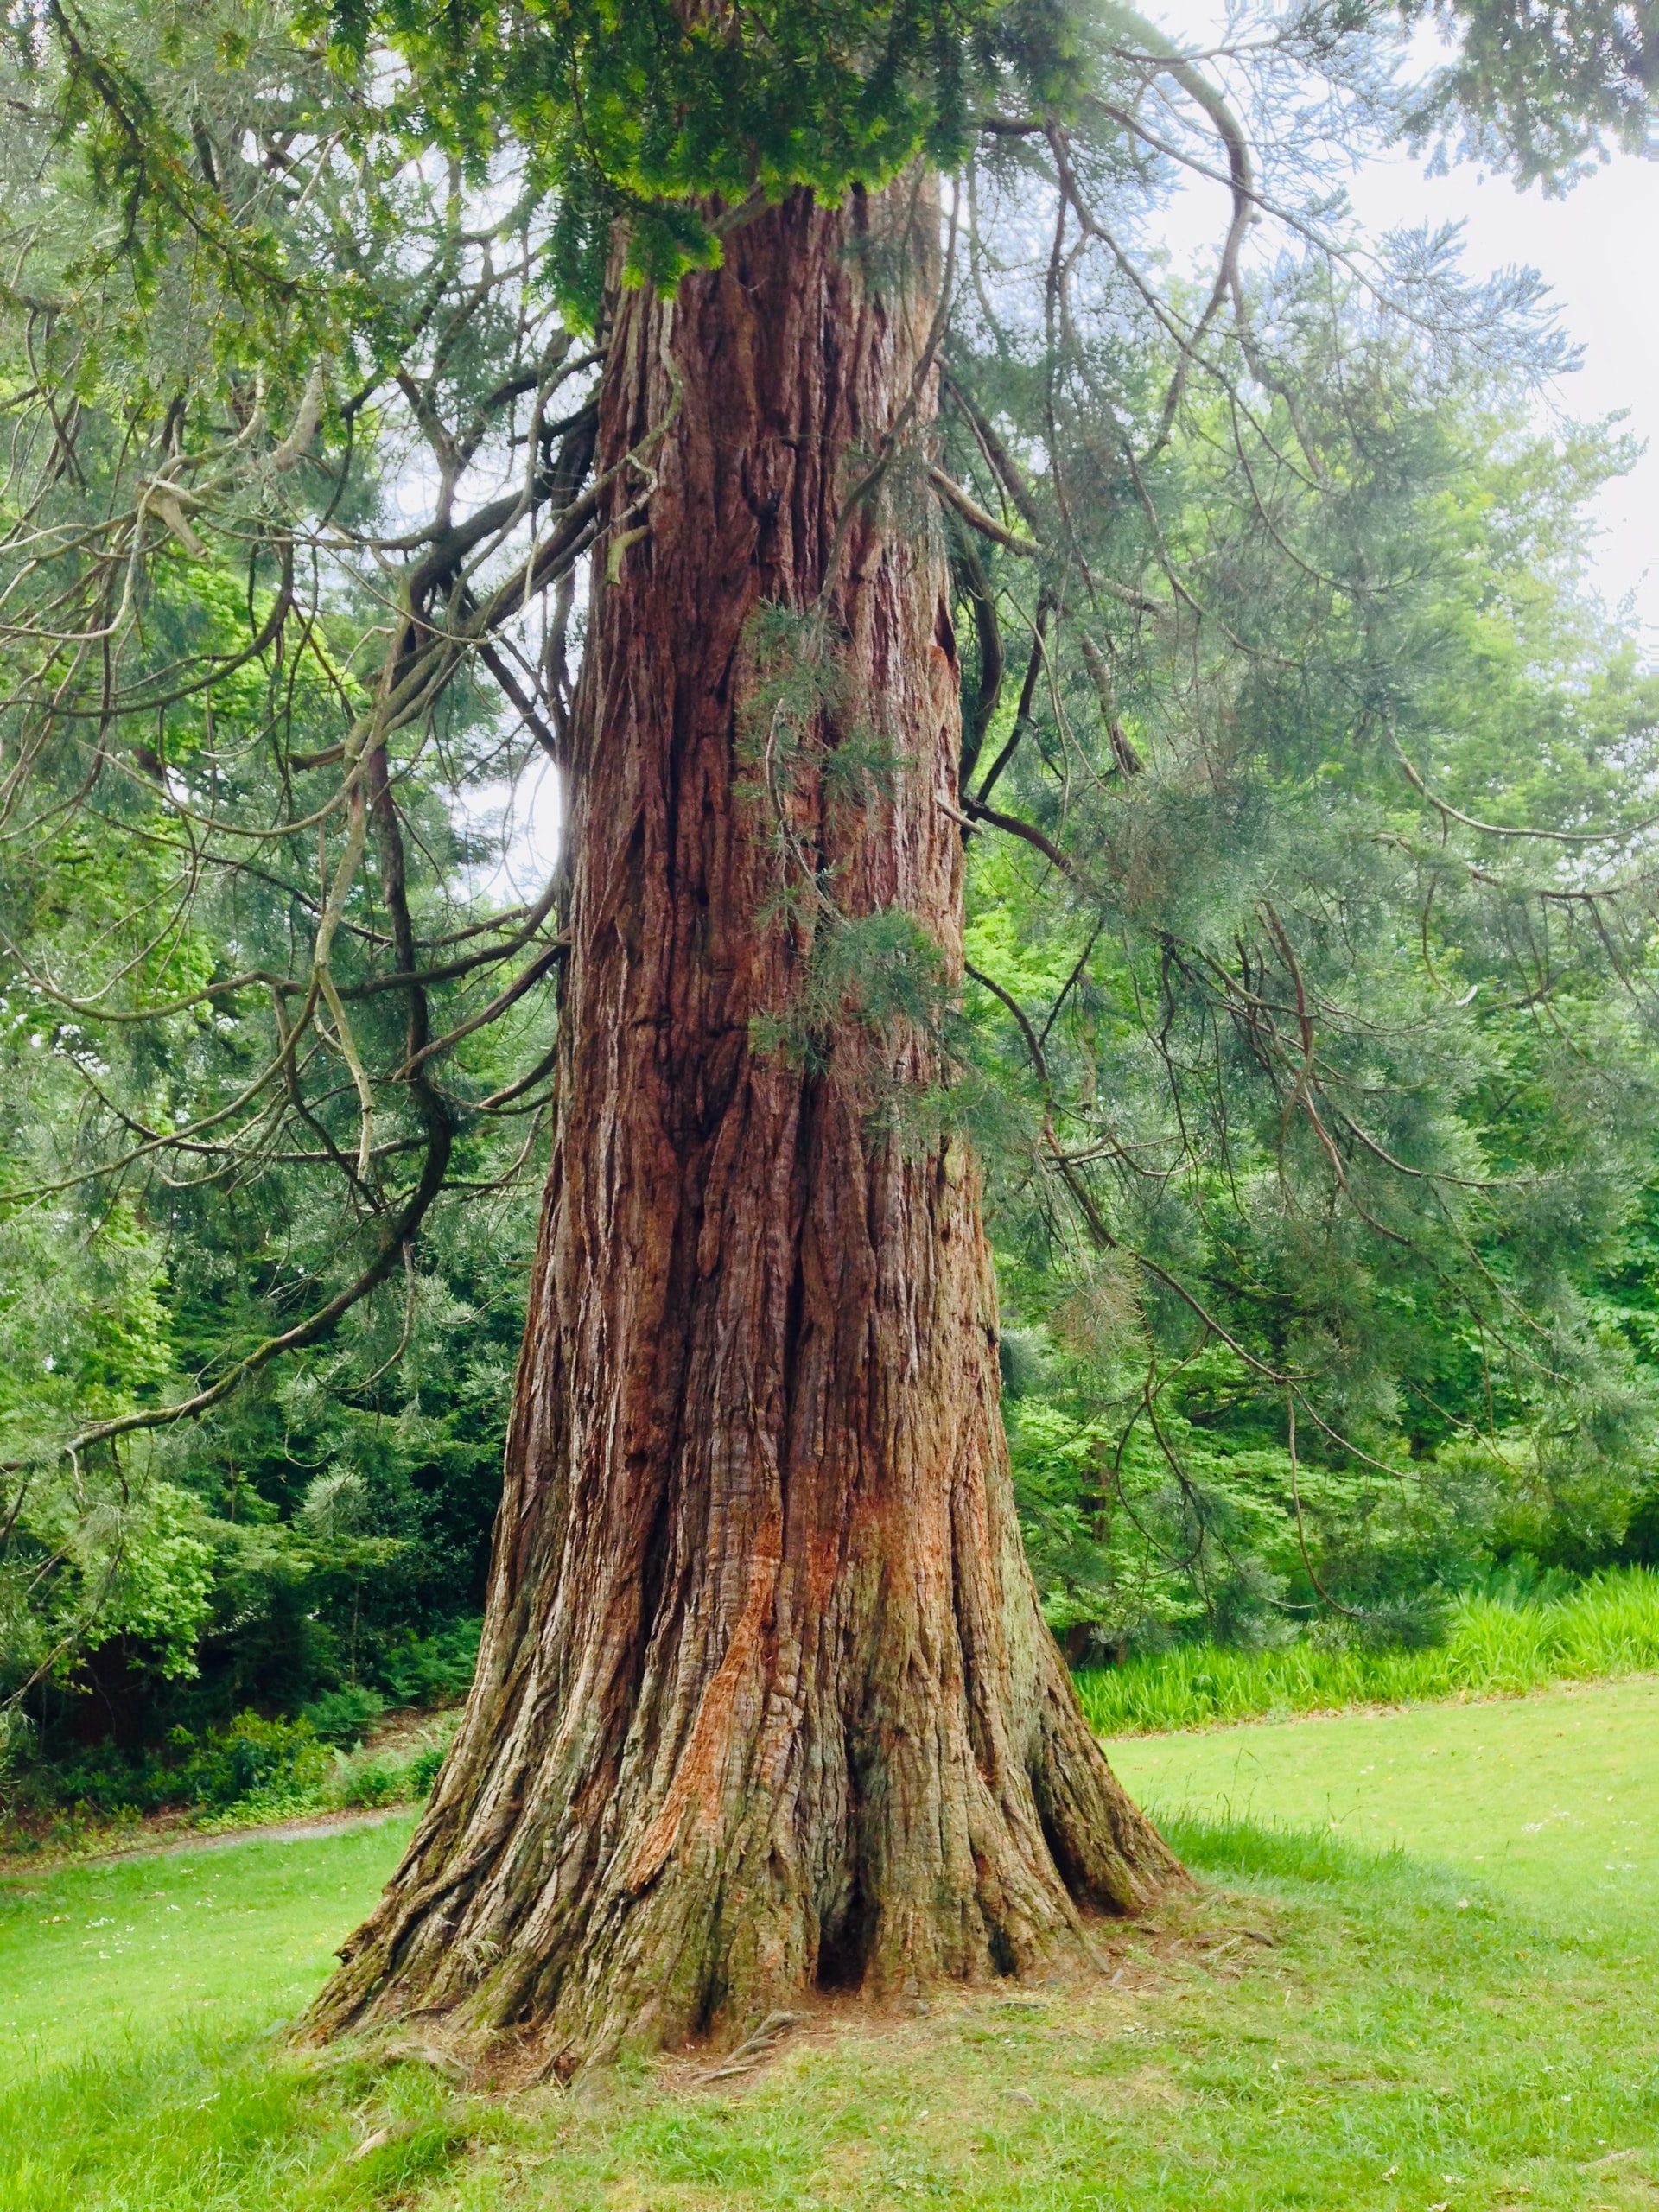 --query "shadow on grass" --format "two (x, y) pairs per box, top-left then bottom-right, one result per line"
(1159, 1804), (1476, 1905)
